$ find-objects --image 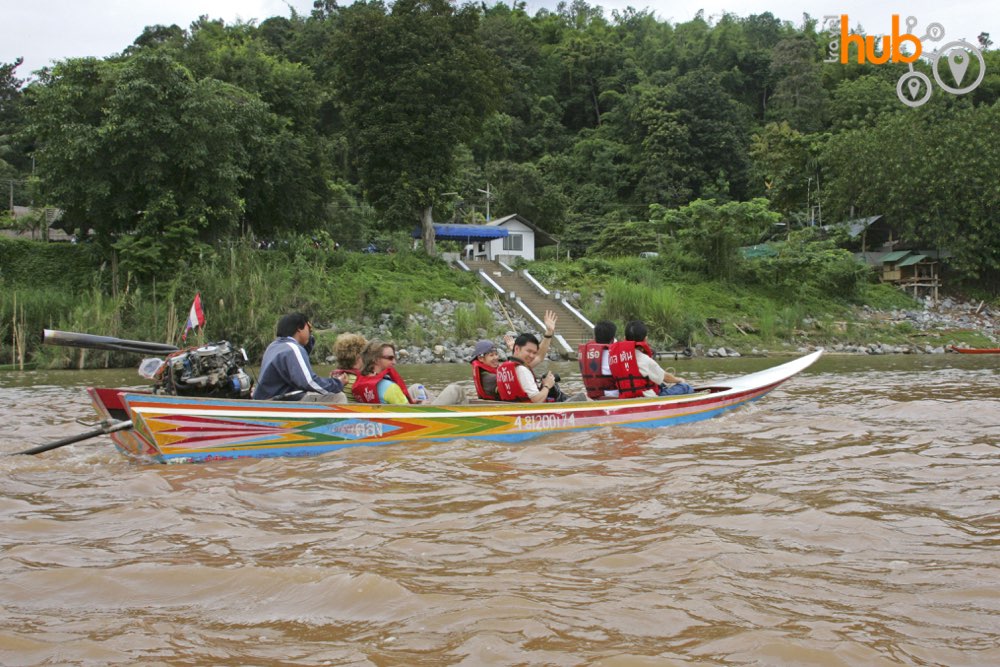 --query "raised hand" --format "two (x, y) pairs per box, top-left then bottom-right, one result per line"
(543, 310), (558, 336)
